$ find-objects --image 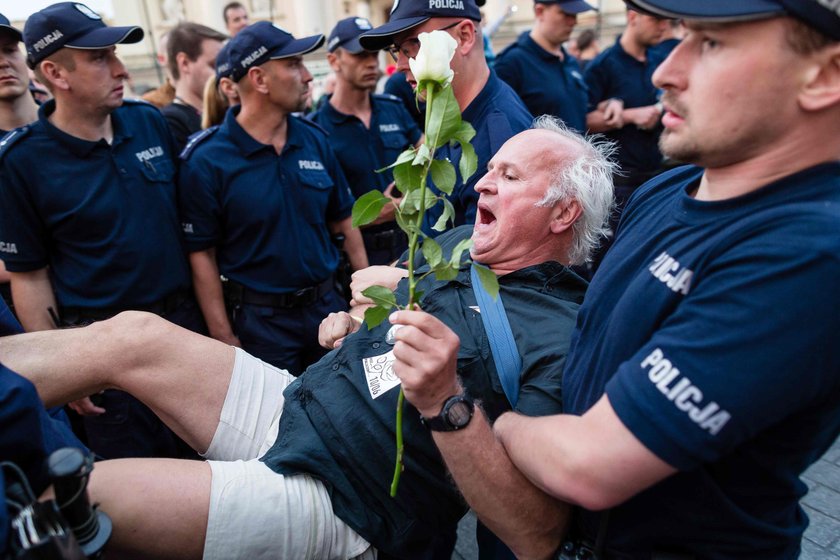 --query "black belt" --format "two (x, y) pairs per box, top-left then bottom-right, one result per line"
(363, 228), (406, 250)
(59, 289), (192, 325)
(224, 277), (333, 308)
